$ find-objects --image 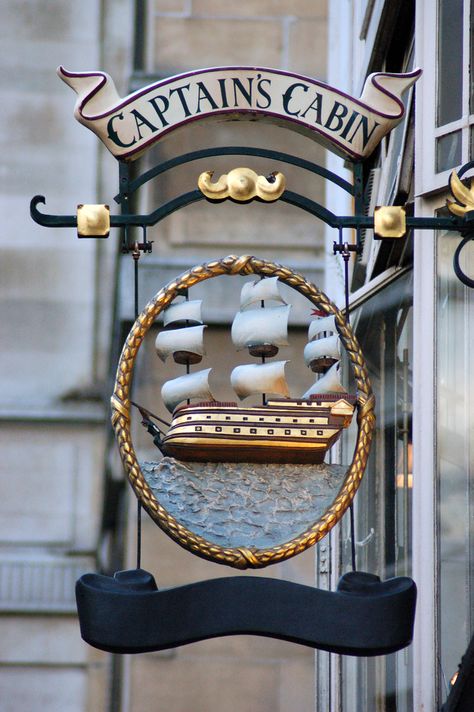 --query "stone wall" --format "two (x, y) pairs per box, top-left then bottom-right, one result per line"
(0, 1), (130, 710)
(0, 1), (328, 710)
